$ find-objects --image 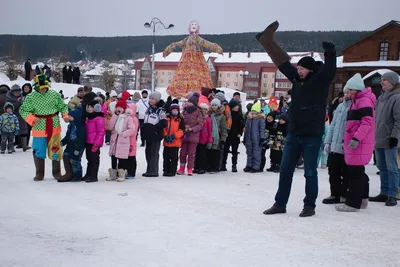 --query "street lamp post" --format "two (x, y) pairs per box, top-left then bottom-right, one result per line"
(239, 70), (249, 92)
(144, 18), (174, 92)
